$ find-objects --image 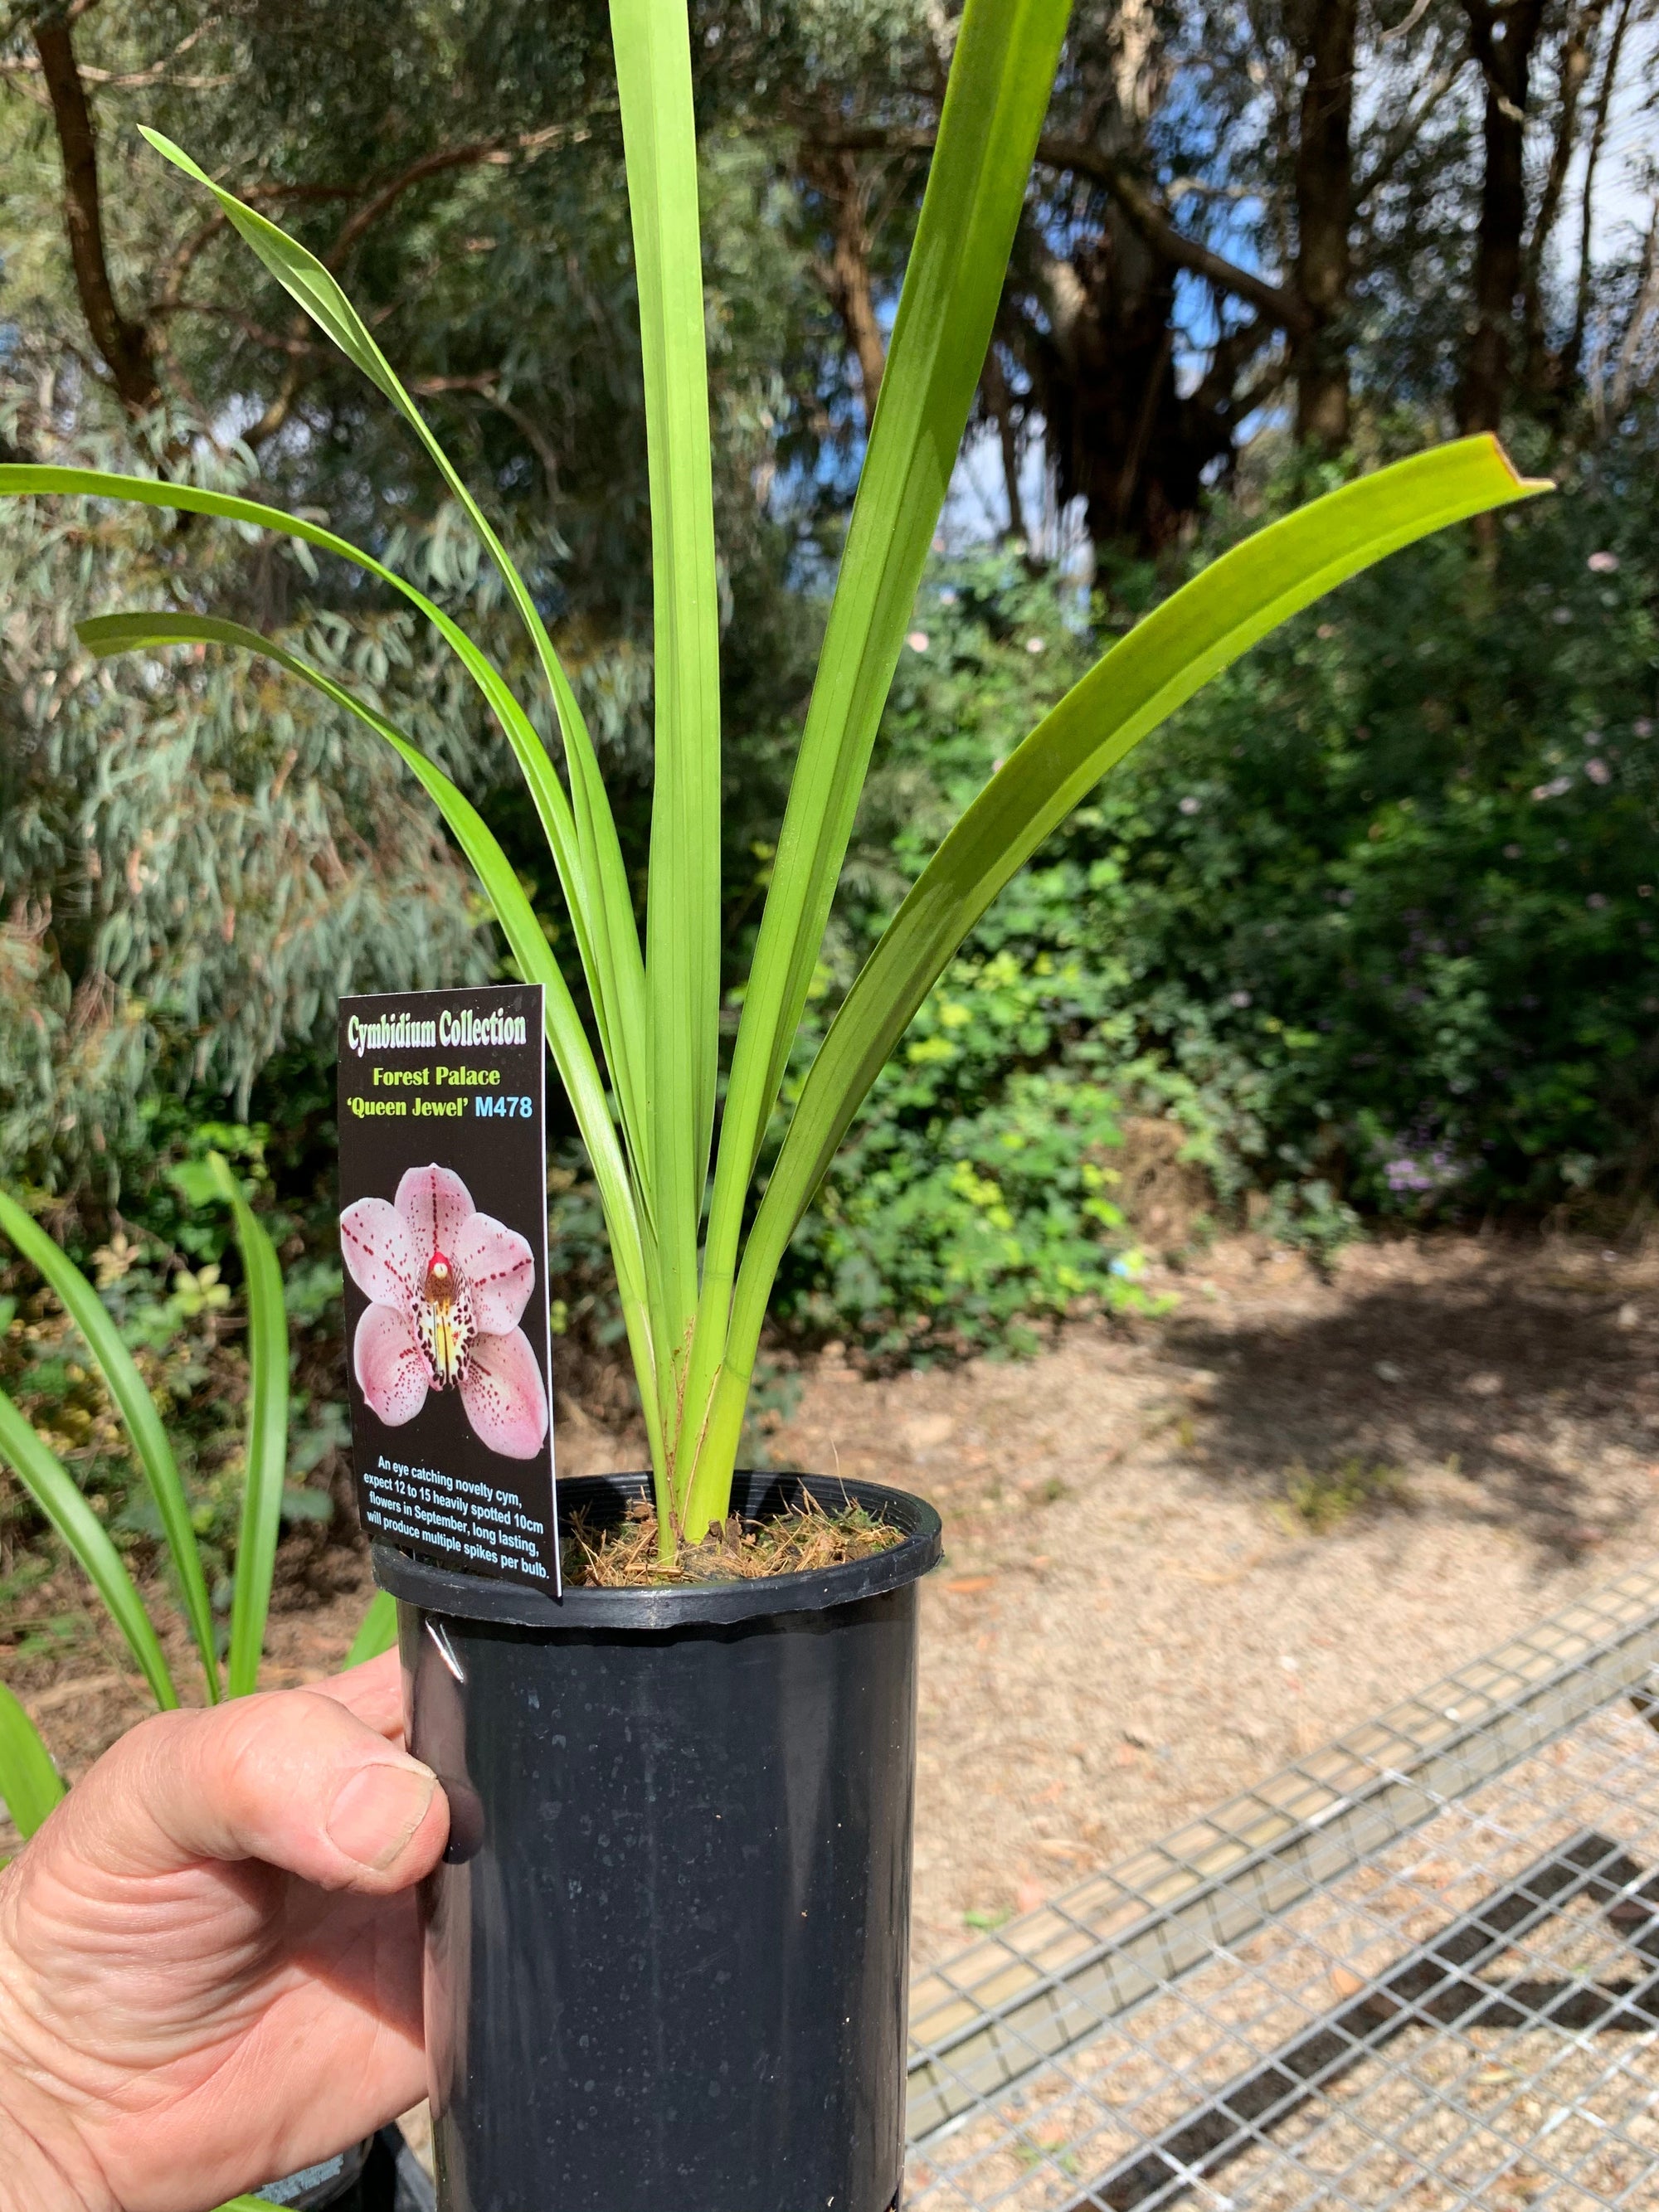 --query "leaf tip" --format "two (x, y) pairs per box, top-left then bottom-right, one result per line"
(137, 124), (192, 169)
(1483, 434), (1554, 498)
(205, 1150), (241, 1207)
